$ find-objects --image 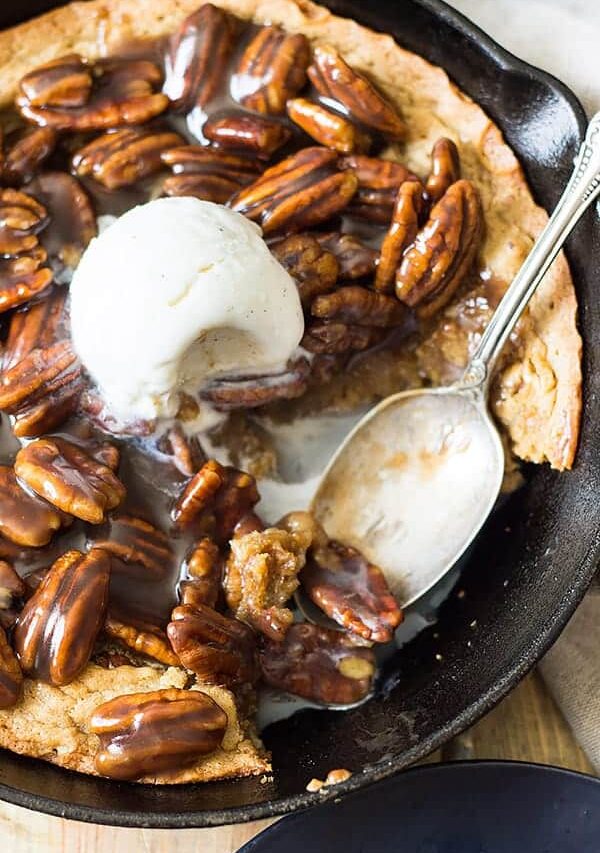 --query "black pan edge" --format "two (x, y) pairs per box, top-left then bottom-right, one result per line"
(0, 0), (595, 829)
